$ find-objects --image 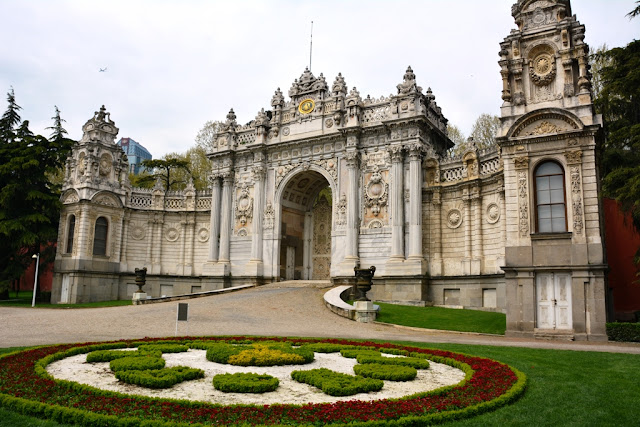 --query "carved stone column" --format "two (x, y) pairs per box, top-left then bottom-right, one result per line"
(345, 151), (360, 261)
(119, 211), (130, 268)
(388, 145), (405, 262)
(248, 165), (265, 272)
(207, 176), (222, 262)
(218, 173), (234, 265)
(407, 143), (423, 260)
